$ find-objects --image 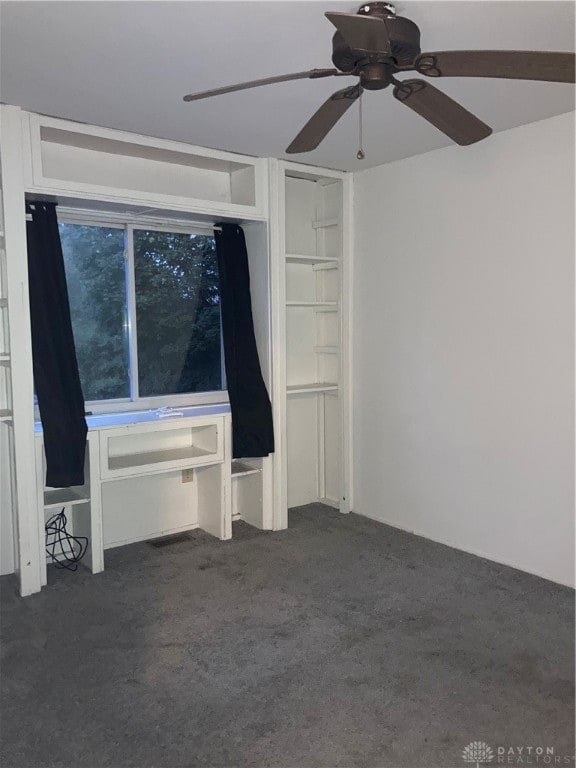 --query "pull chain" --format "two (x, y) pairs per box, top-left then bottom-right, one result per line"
(357, 90), (365, 160)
